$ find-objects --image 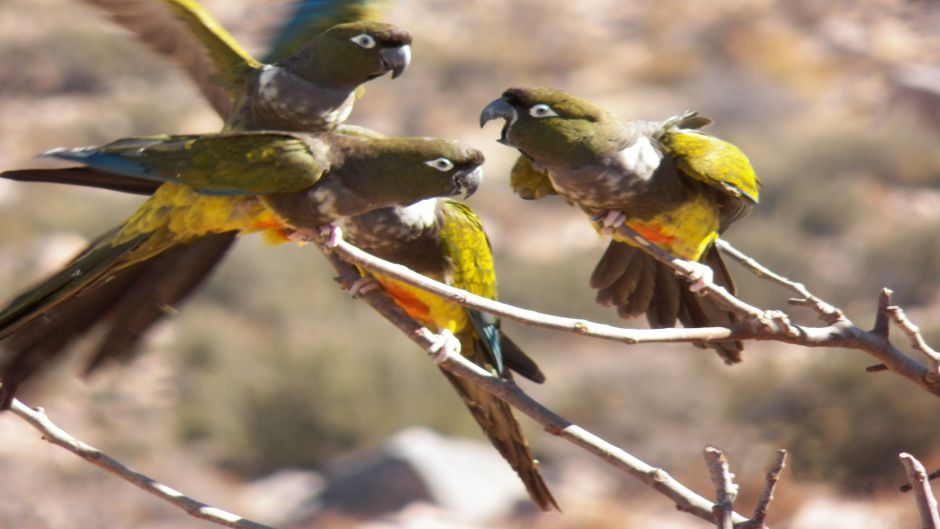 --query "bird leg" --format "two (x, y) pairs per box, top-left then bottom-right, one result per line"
(347, 276), (380, 297)
(426, 329), (462, 364)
